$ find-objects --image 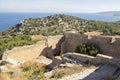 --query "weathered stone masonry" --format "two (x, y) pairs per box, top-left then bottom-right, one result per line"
(60, 32), (120, 58)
